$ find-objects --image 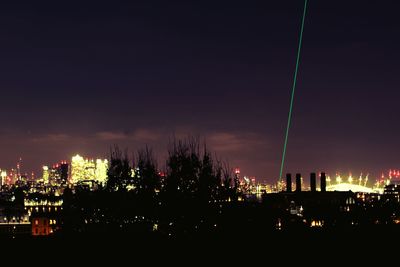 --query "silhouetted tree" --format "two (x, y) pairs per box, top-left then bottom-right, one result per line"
(163, 137), (238, 203)
(164, 137), (201, 200)
(106, 146), (132, 192)
(13, 187), (25, 207)
(60, 138), (243, 237)
(198, 146), (222, 202)
(133, 146), (161, 197)
(160, 137), (240, 235)
(61, 187), (77, 233)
